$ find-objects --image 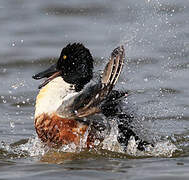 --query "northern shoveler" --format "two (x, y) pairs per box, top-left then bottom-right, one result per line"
(32, 43), (150, 150)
